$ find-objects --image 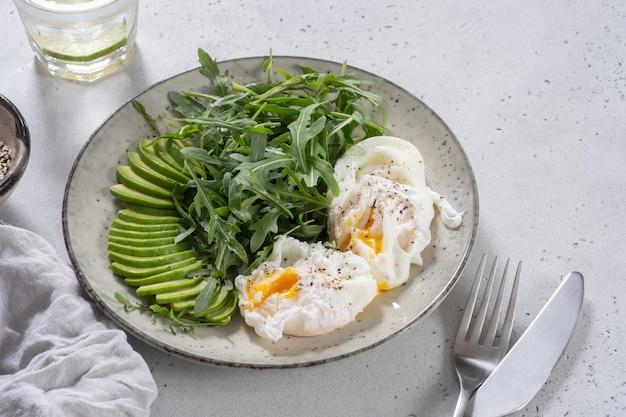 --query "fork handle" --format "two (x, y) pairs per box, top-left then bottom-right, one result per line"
(452, 388), (471, 417)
